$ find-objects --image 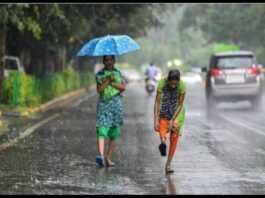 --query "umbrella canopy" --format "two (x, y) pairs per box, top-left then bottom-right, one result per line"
(76, 35), (140, 56)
